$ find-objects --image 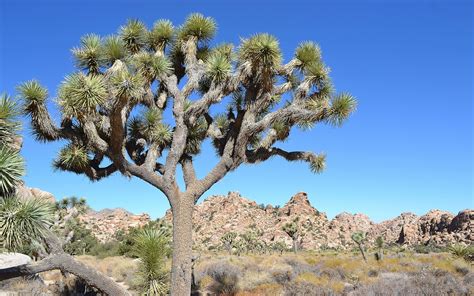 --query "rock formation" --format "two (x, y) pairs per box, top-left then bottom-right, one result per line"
(160, 192), (473, 251)
(79, 208), (150, 242)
